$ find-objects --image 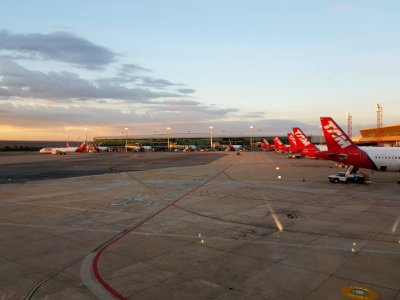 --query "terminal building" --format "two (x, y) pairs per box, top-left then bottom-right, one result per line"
(94, 124), (400, 151)
(353, 124), (400, 146)
(94, 133), (273, 151)
(93, 133), (322, 151)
